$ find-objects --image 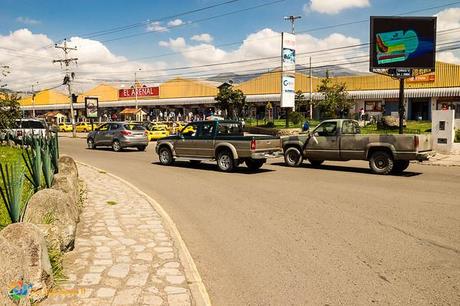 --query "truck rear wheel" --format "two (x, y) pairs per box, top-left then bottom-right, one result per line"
(392, 160), (410, 173)
(159, 147), (174, 165)
(217, 150), (235, 172)
(245, 159), (265, 170)
(309, 159), (324, 167)
(284, 147), (303, 167)
(369, 151), (394, 175)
